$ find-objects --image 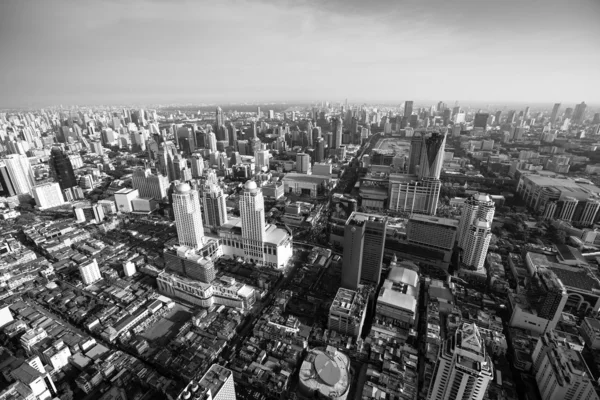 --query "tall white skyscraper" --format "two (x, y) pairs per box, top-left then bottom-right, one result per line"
(457, 193), (495, 249)
(239, 180), (266, 262)
(428, 323), (493, 400)
(461, 219), (492, 271)
(205, 131), (217, 153)
(191, 152), (204, 178)
(0, 154), (35, 196)
(173, 183), (204, 250)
